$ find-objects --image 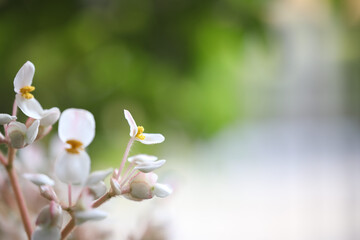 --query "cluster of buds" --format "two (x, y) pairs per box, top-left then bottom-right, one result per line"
(0, 61), (172, 240)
